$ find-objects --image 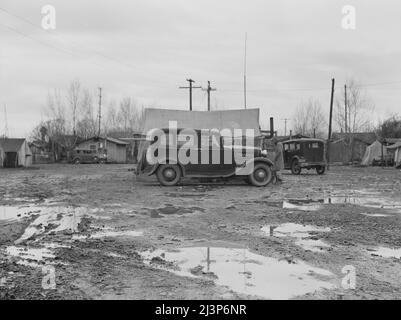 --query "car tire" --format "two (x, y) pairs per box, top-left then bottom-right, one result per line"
(248, 162), (272, 187)
(99, 159), (106, 164)
(316, 165), (325, 175)
(74, 158), (80, 164)
(291, 159), (301, 175)
(93, 157), (99, 163)
(156, 164), (182, 186)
